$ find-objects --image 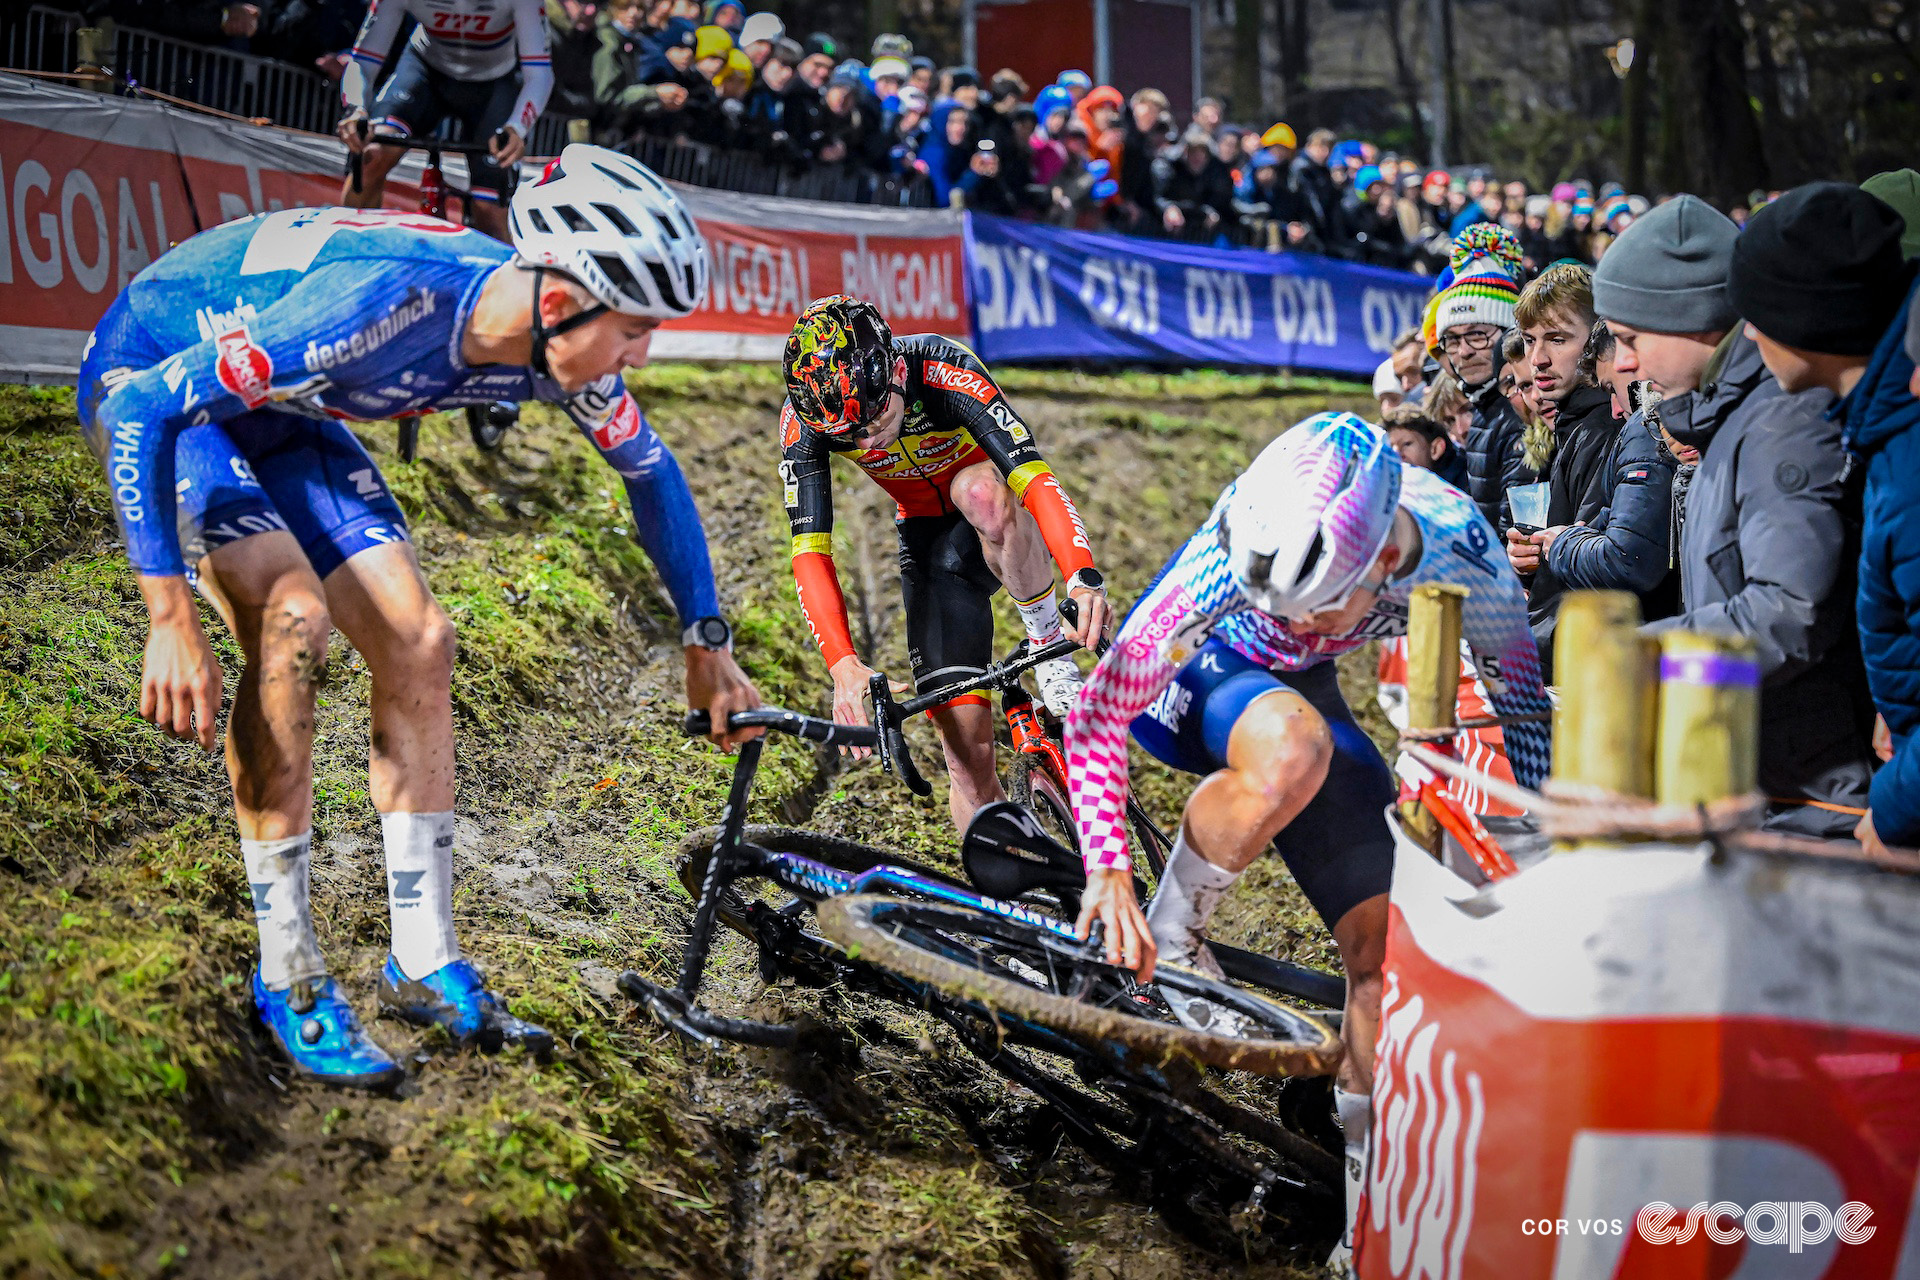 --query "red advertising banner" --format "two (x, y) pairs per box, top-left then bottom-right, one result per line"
(0, 72), (970, 380)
